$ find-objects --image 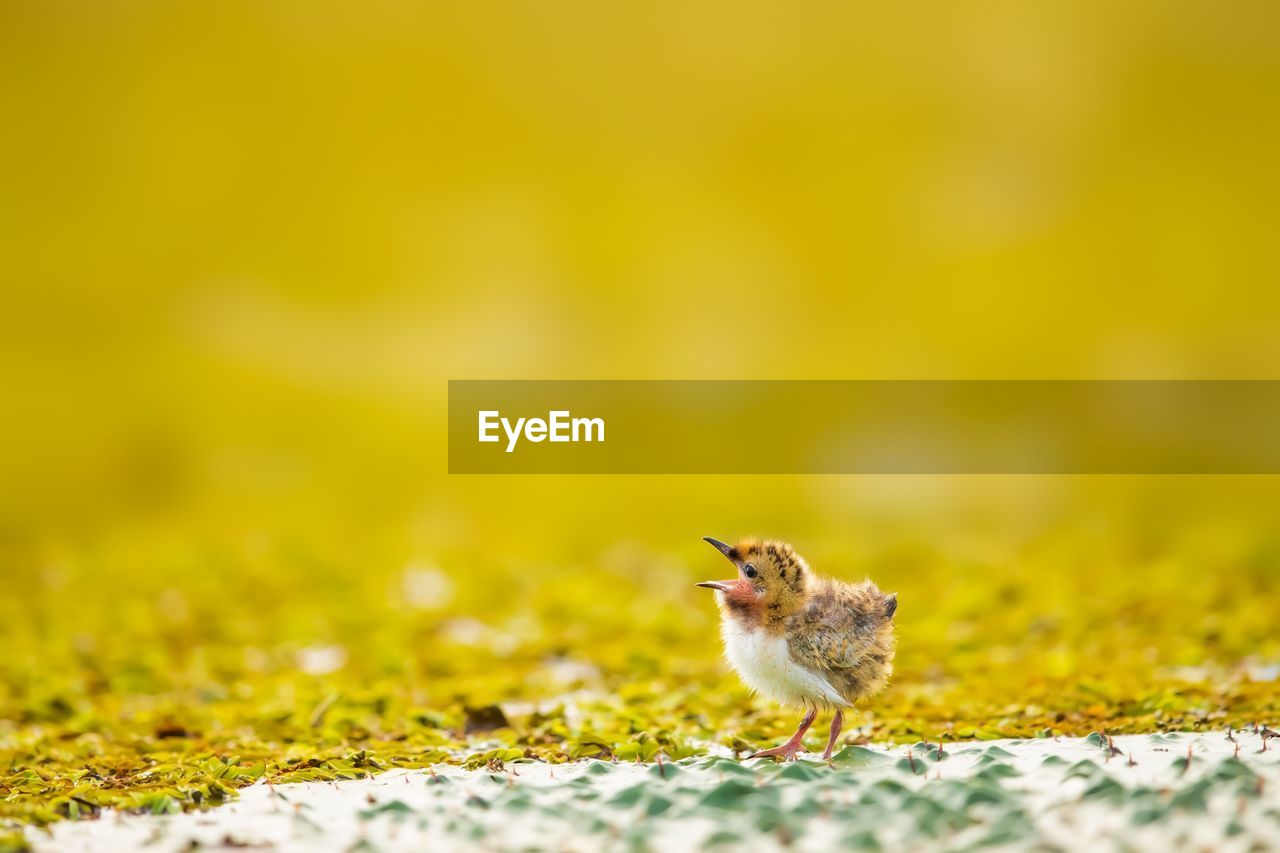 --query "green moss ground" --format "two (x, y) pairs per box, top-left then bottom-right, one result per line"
(4, 499), (1280, 843)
